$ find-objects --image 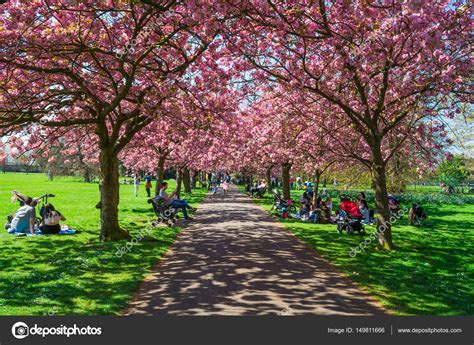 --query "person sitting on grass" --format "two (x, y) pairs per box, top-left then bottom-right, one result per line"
(299, 191), (311, 206)
(307, 202), (319, 222)
(319, 201), (332, 224)
(159, 182), (196, 221)
(325, 196), (333, 214)
(8, 194), (37, 234)
(358, 199), (374, 224)
(40, 204), (66, 234)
